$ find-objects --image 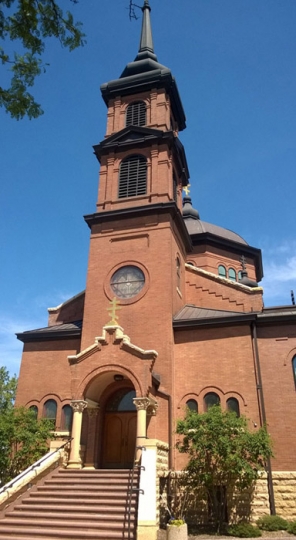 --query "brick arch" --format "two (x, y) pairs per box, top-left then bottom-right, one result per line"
(224, 390), (247, 408)
(284, 346), (296, 366)
(177, 392), (199, 410)
(76, 363), (143, 402)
